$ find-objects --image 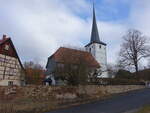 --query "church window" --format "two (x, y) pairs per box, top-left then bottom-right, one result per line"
(99, 45), (101, 48)
(89, 48), (91, 52)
